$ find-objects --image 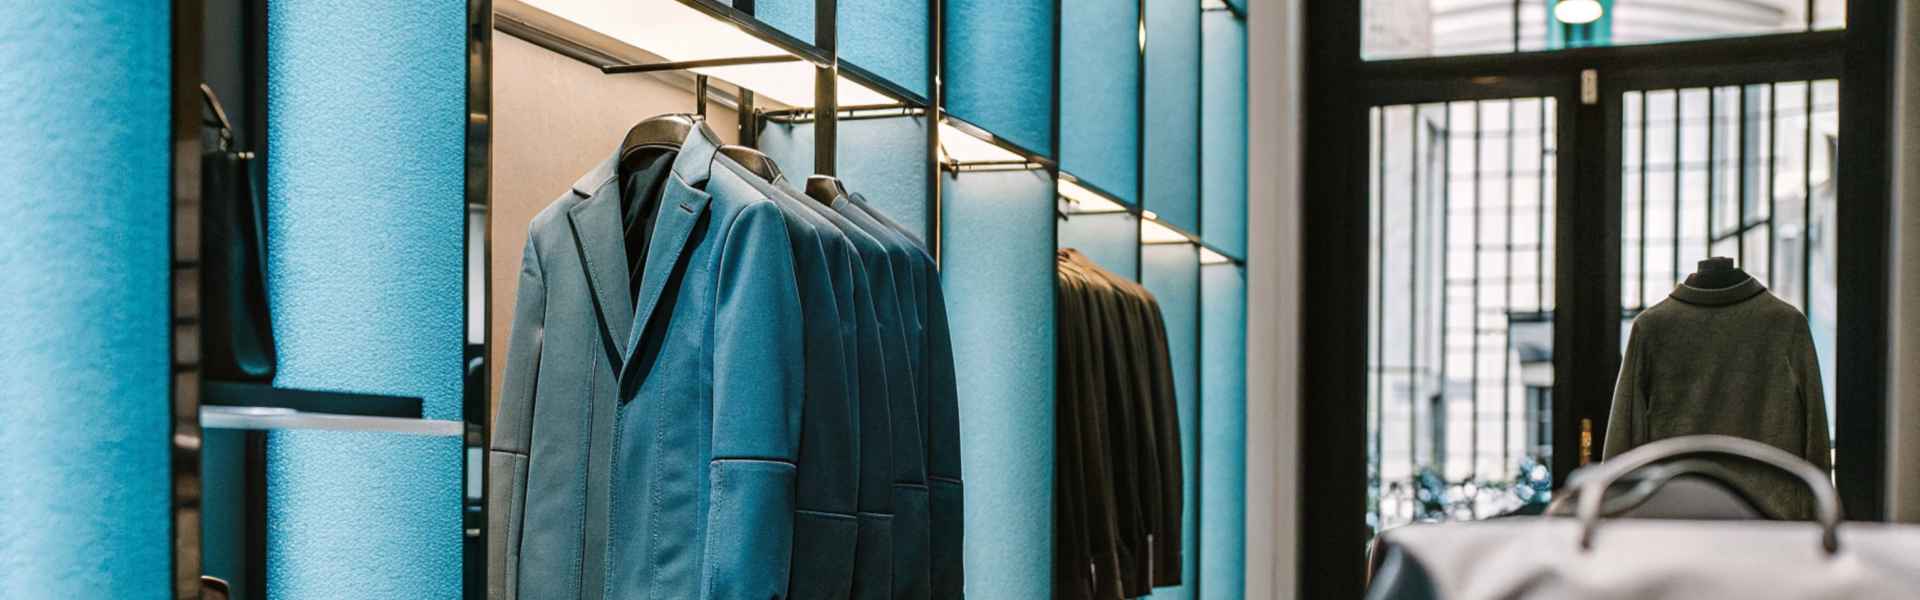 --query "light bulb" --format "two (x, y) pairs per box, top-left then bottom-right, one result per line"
(1554, 0), (1603, 25)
